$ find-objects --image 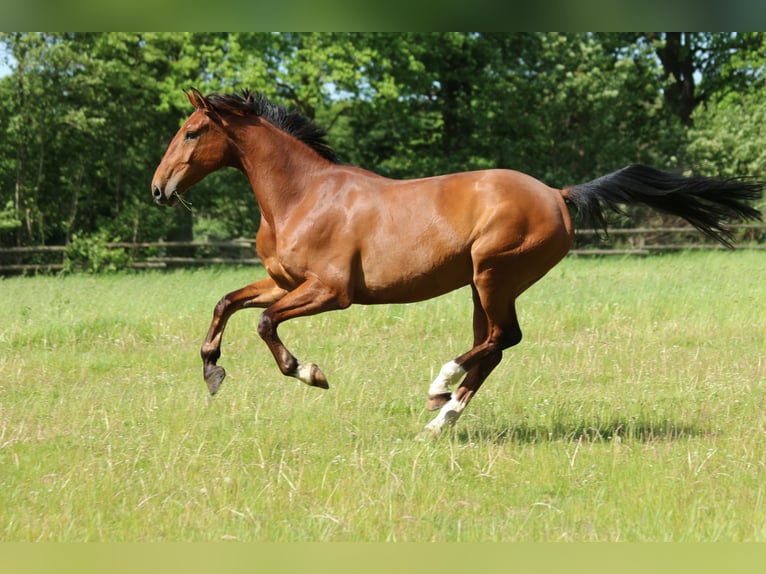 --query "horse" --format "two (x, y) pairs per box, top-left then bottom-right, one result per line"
(151, 88), (762, 438)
